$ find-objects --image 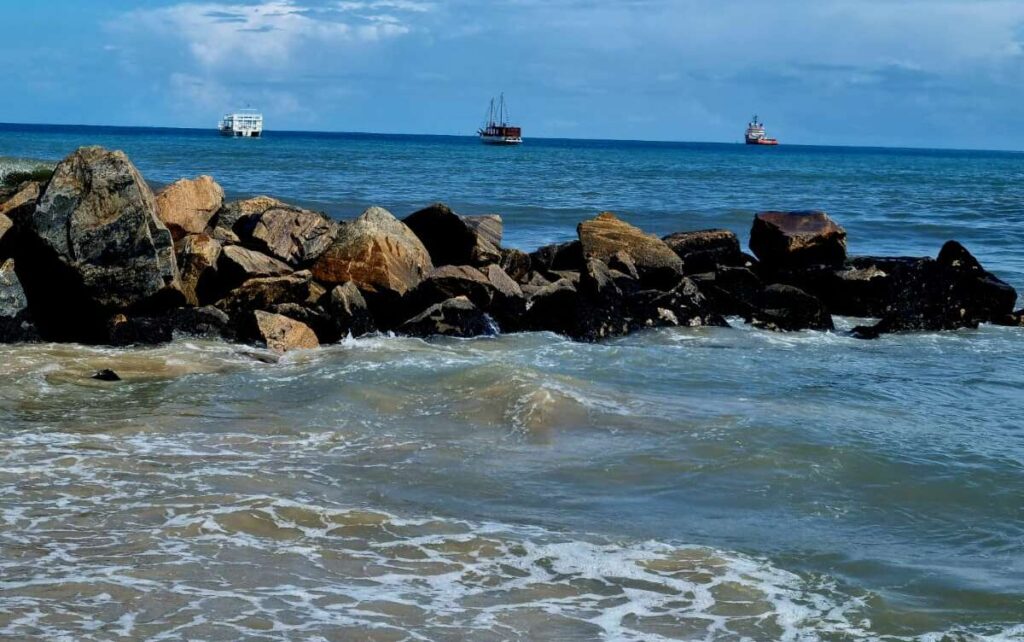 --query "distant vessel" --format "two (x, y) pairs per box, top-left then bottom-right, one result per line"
(478, 94), (522, 145)
(219, 109), (263, 138)
(745, 115), (778, 146)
